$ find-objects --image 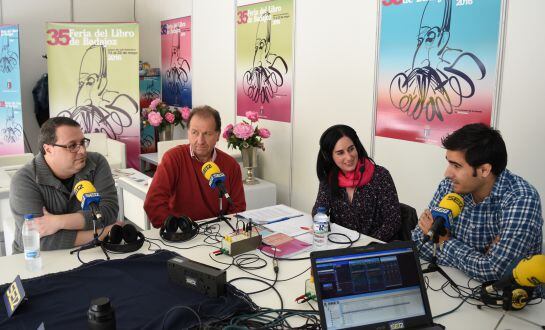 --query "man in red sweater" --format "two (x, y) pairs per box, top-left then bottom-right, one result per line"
(144, 105), (246, 228)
